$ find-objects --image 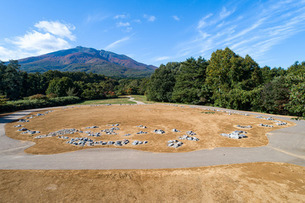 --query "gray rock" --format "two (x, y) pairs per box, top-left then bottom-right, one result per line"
(18, 128), (28, 131)
(85, 126), (99, 129)
(153, 129), (165, 134)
